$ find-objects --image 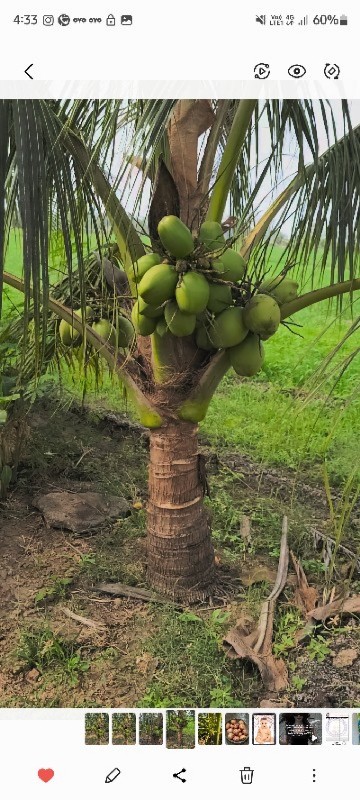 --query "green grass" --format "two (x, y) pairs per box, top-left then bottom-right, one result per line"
(140, 607), (252, 707)
(203, 305), (360, 483)
(16, 624), (90, 686)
